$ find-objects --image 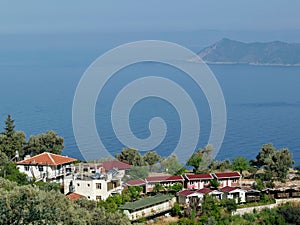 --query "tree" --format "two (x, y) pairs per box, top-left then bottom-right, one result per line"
(25, 130), (64, 156)
(255, 143), (294, 181)
(153, 183), (164, 193)
(115, 148), (143, 166)
(143, 151), (160, 170)
(0, 115), (26, 159)
(221, 198), (237, 214)
(168, 182), (183, 193)
(187, 145), (213, 173)
(232, 157), (250, 176)
(209, 179), (220, 189)
(160, 153), (184, 175)
(124, 186), (142, 202)
(0, 178), (131, 225)
(127, 165), (149, 180)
